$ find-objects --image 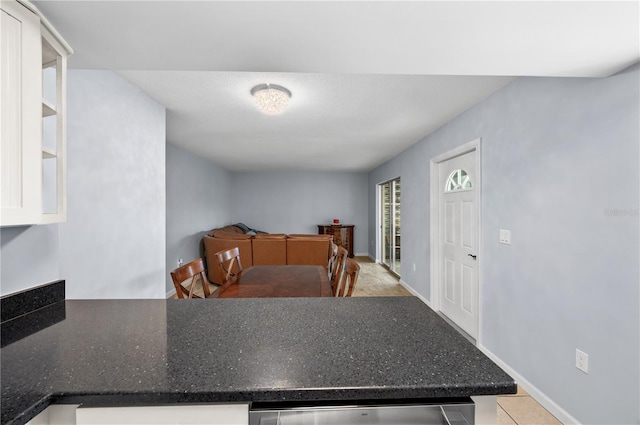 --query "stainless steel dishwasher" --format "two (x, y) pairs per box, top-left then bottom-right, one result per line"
(249, 399), (474, 425)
